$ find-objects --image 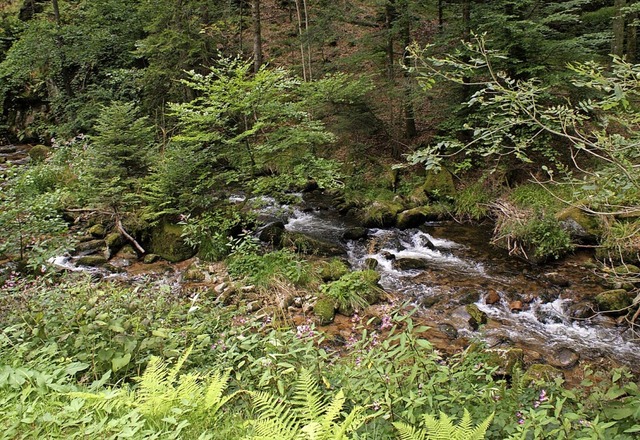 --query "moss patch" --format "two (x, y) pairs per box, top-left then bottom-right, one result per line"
(149, 221), (197, 263)
(314, 296), (336, 325)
